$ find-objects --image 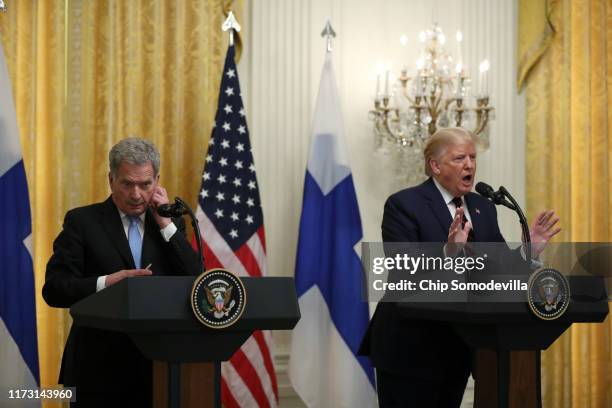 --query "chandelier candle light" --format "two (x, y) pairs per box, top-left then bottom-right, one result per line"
(370, 24), (494, 154)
